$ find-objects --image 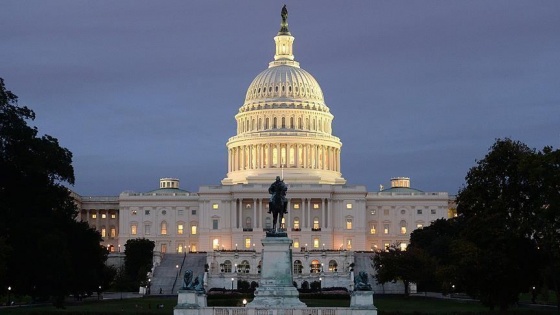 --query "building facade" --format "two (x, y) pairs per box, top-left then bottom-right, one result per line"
(74, 10), (449, 289)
